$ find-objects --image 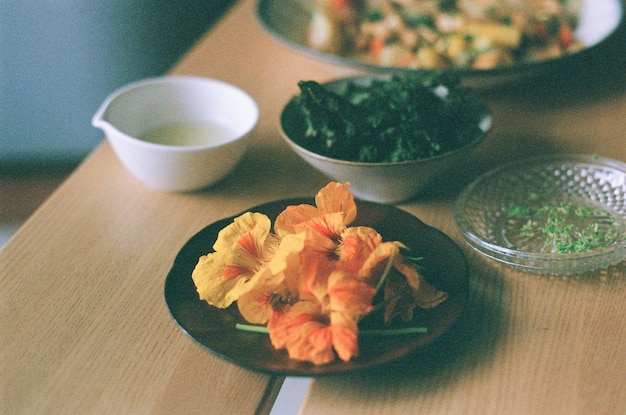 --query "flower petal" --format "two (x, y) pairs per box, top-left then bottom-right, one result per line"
(383, 269), (448, 324)
(298, 231), (336, 303)
(268, 232), (308, 292)
(330, 310), (359, 362)
(192, 252), (257, 308)
(268, 301), (321, 348)
(358, 241), (401, 286)
(238, 285), (289, 325)
(327, 271), (375, 318)
(410, 274), (448, 309)
(315, 182), (357, 224)
(293, 212), (346, 246)
(213, 212), (273, 254)
(338, 226), (382, 274)
(274, 204), (320, 238)
(288, 324), (335, 365)
(392, 251), (448, 309)
(237, 290), (275, 325)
